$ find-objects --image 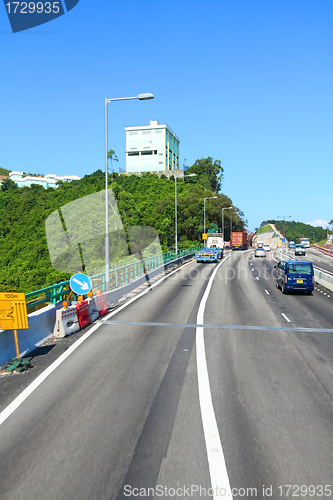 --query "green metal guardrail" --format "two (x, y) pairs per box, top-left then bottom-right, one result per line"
(25, 246), (203, 312)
